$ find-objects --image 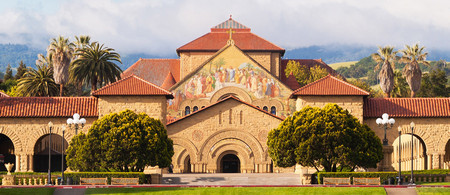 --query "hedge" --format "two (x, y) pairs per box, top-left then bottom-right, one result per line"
(63, 172), (150, 184)
(317, 172), (397, 184)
